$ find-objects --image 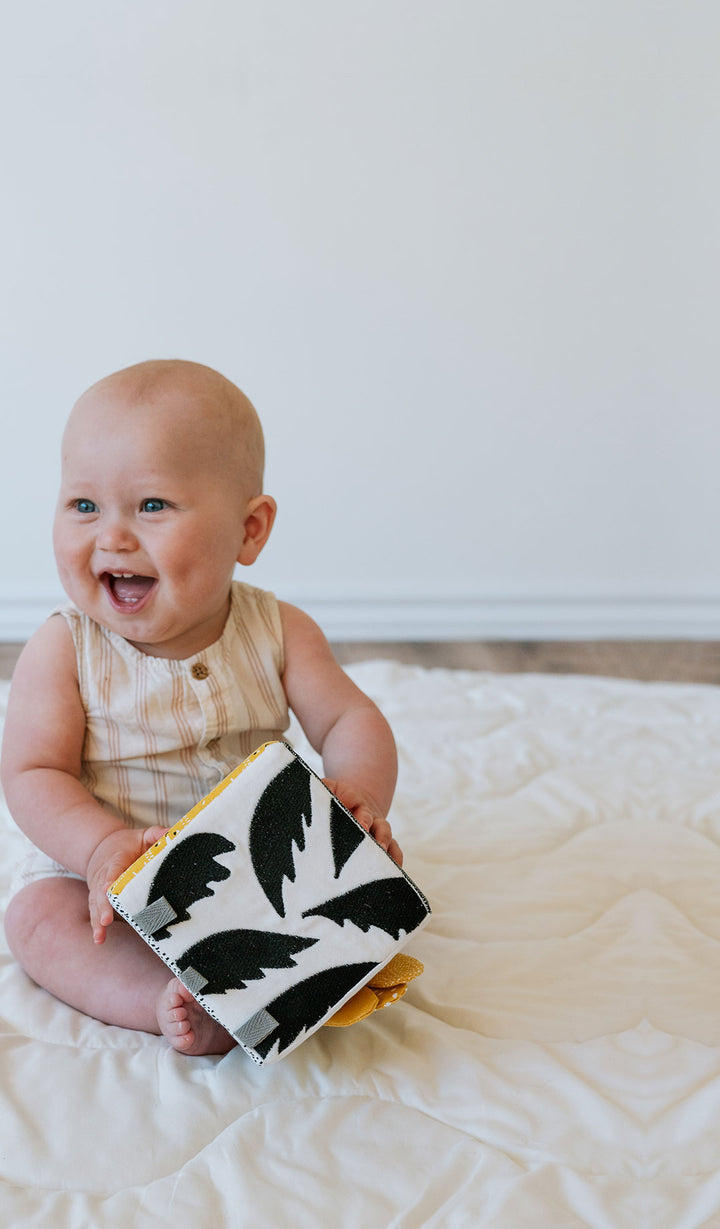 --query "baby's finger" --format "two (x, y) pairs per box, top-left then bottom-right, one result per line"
(323, 778), (364, 811)
(370, 821), (404, 865)
(322, 777), (355, 808)
(369, 815), (394, 851)
(351, 803), (374, 832)
(88, 886), (112, 944)
(387, 837), (404, 867)
(142, 826), (168, 849)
